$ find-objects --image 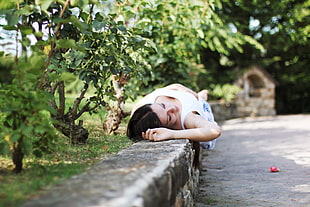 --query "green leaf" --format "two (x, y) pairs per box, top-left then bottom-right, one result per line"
(21, 138), (33, 155)
(33, 149), (43, 158)
(29, 54), (45, 71)
(10, 131), (21, 142)
(0, 142), (10, 155)
(16, 6), (34, 16)
(36, 0), (54, 11)
(69, 15), (87, 31)
(56, 39), (76, 49)
(70, 0), (89, 8)
(3, 25), (16, 30)
(197, 29), (204, 38)
(5, 14), (19, 25)
(60, 72), (76, 81)
(0, 1), (16, 9)
(53, 17), (70, 24)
